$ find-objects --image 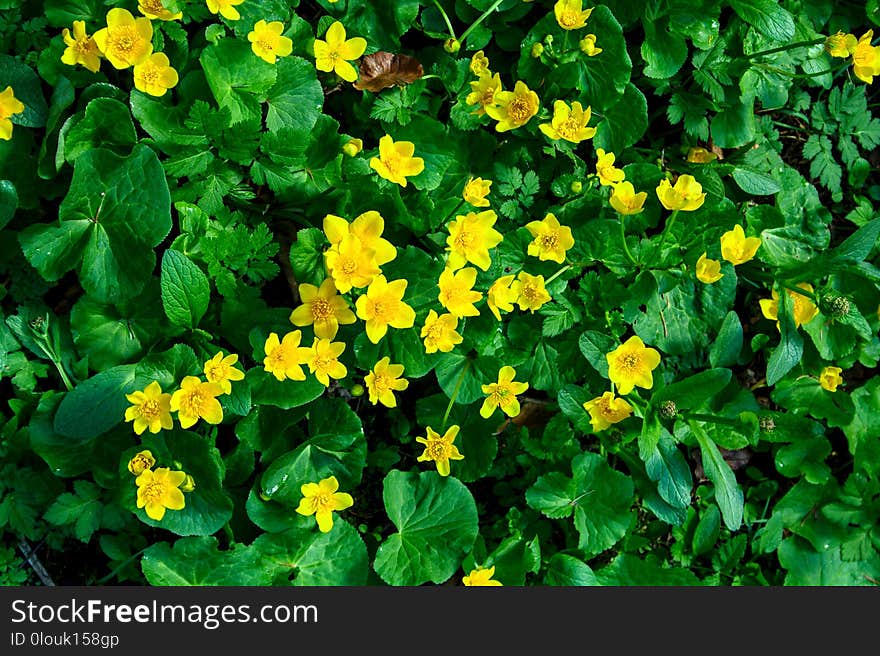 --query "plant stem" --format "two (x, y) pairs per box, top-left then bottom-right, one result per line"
(683, 412), (741, 427)
(460, 0), (505, 44)
(742, 37), (826, 60)
(441, 359), (472, 430)
(432, 0), (457, 40)
(657, 209), (680, 261)
(619, 217), (639, 266)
